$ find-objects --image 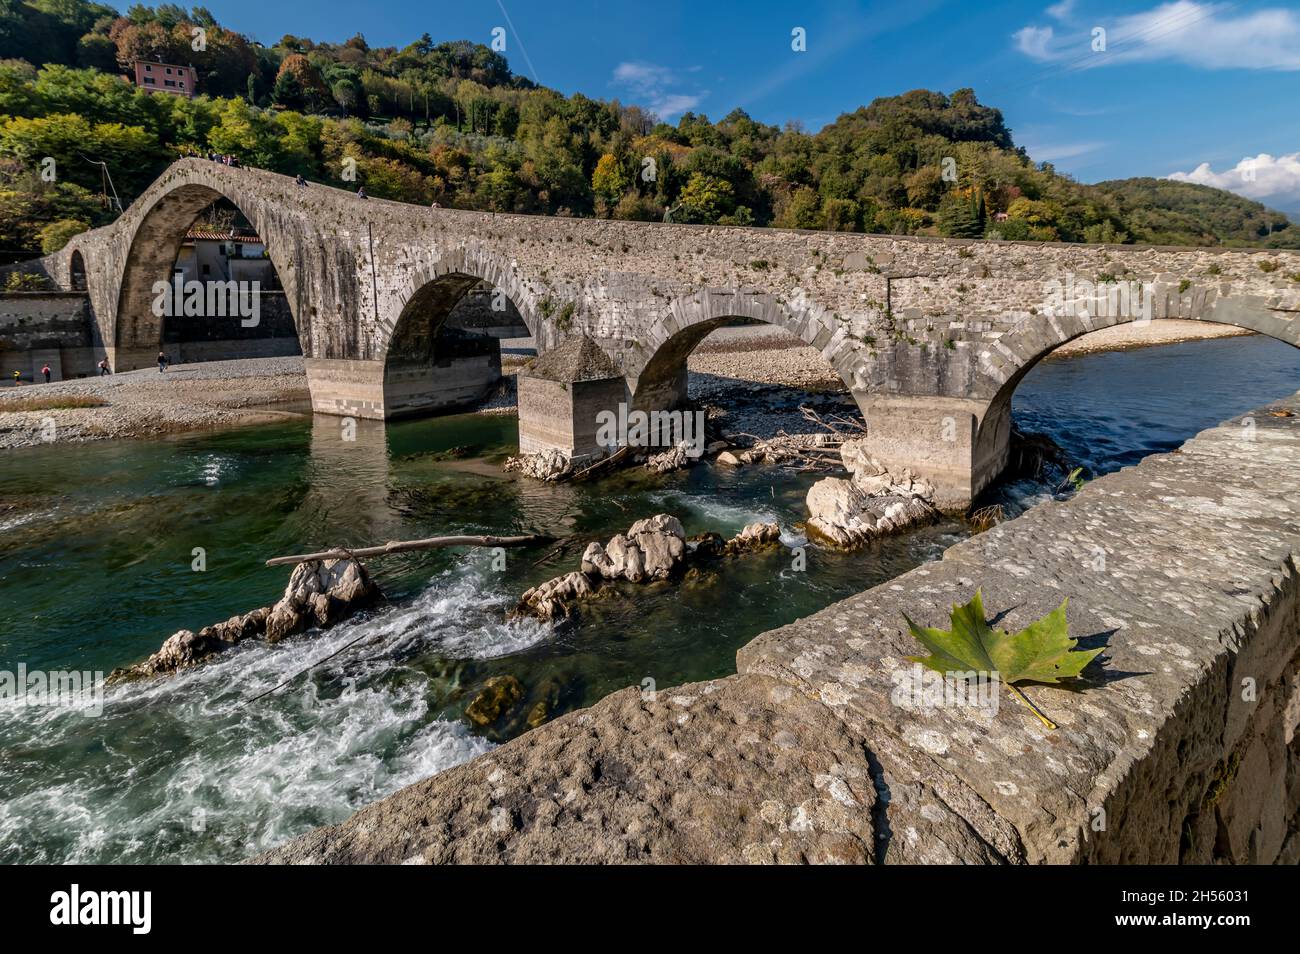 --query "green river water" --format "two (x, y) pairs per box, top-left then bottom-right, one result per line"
(2, 334), (1298, 863)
